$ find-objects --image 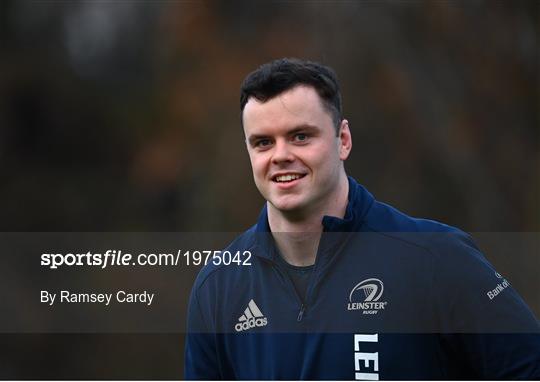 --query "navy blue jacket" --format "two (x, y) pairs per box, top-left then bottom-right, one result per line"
(185, 177), (540, 379)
